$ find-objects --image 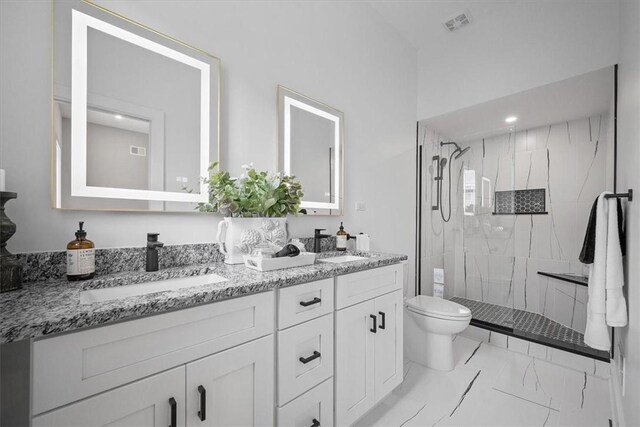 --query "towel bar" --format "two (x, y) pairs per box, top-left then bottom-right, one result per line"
(604, 189), (633, 201)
